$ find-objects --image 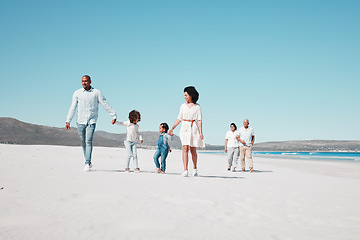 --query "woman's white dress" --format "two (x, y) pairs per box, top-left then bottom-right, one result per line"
(177, 103), (205, 148)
